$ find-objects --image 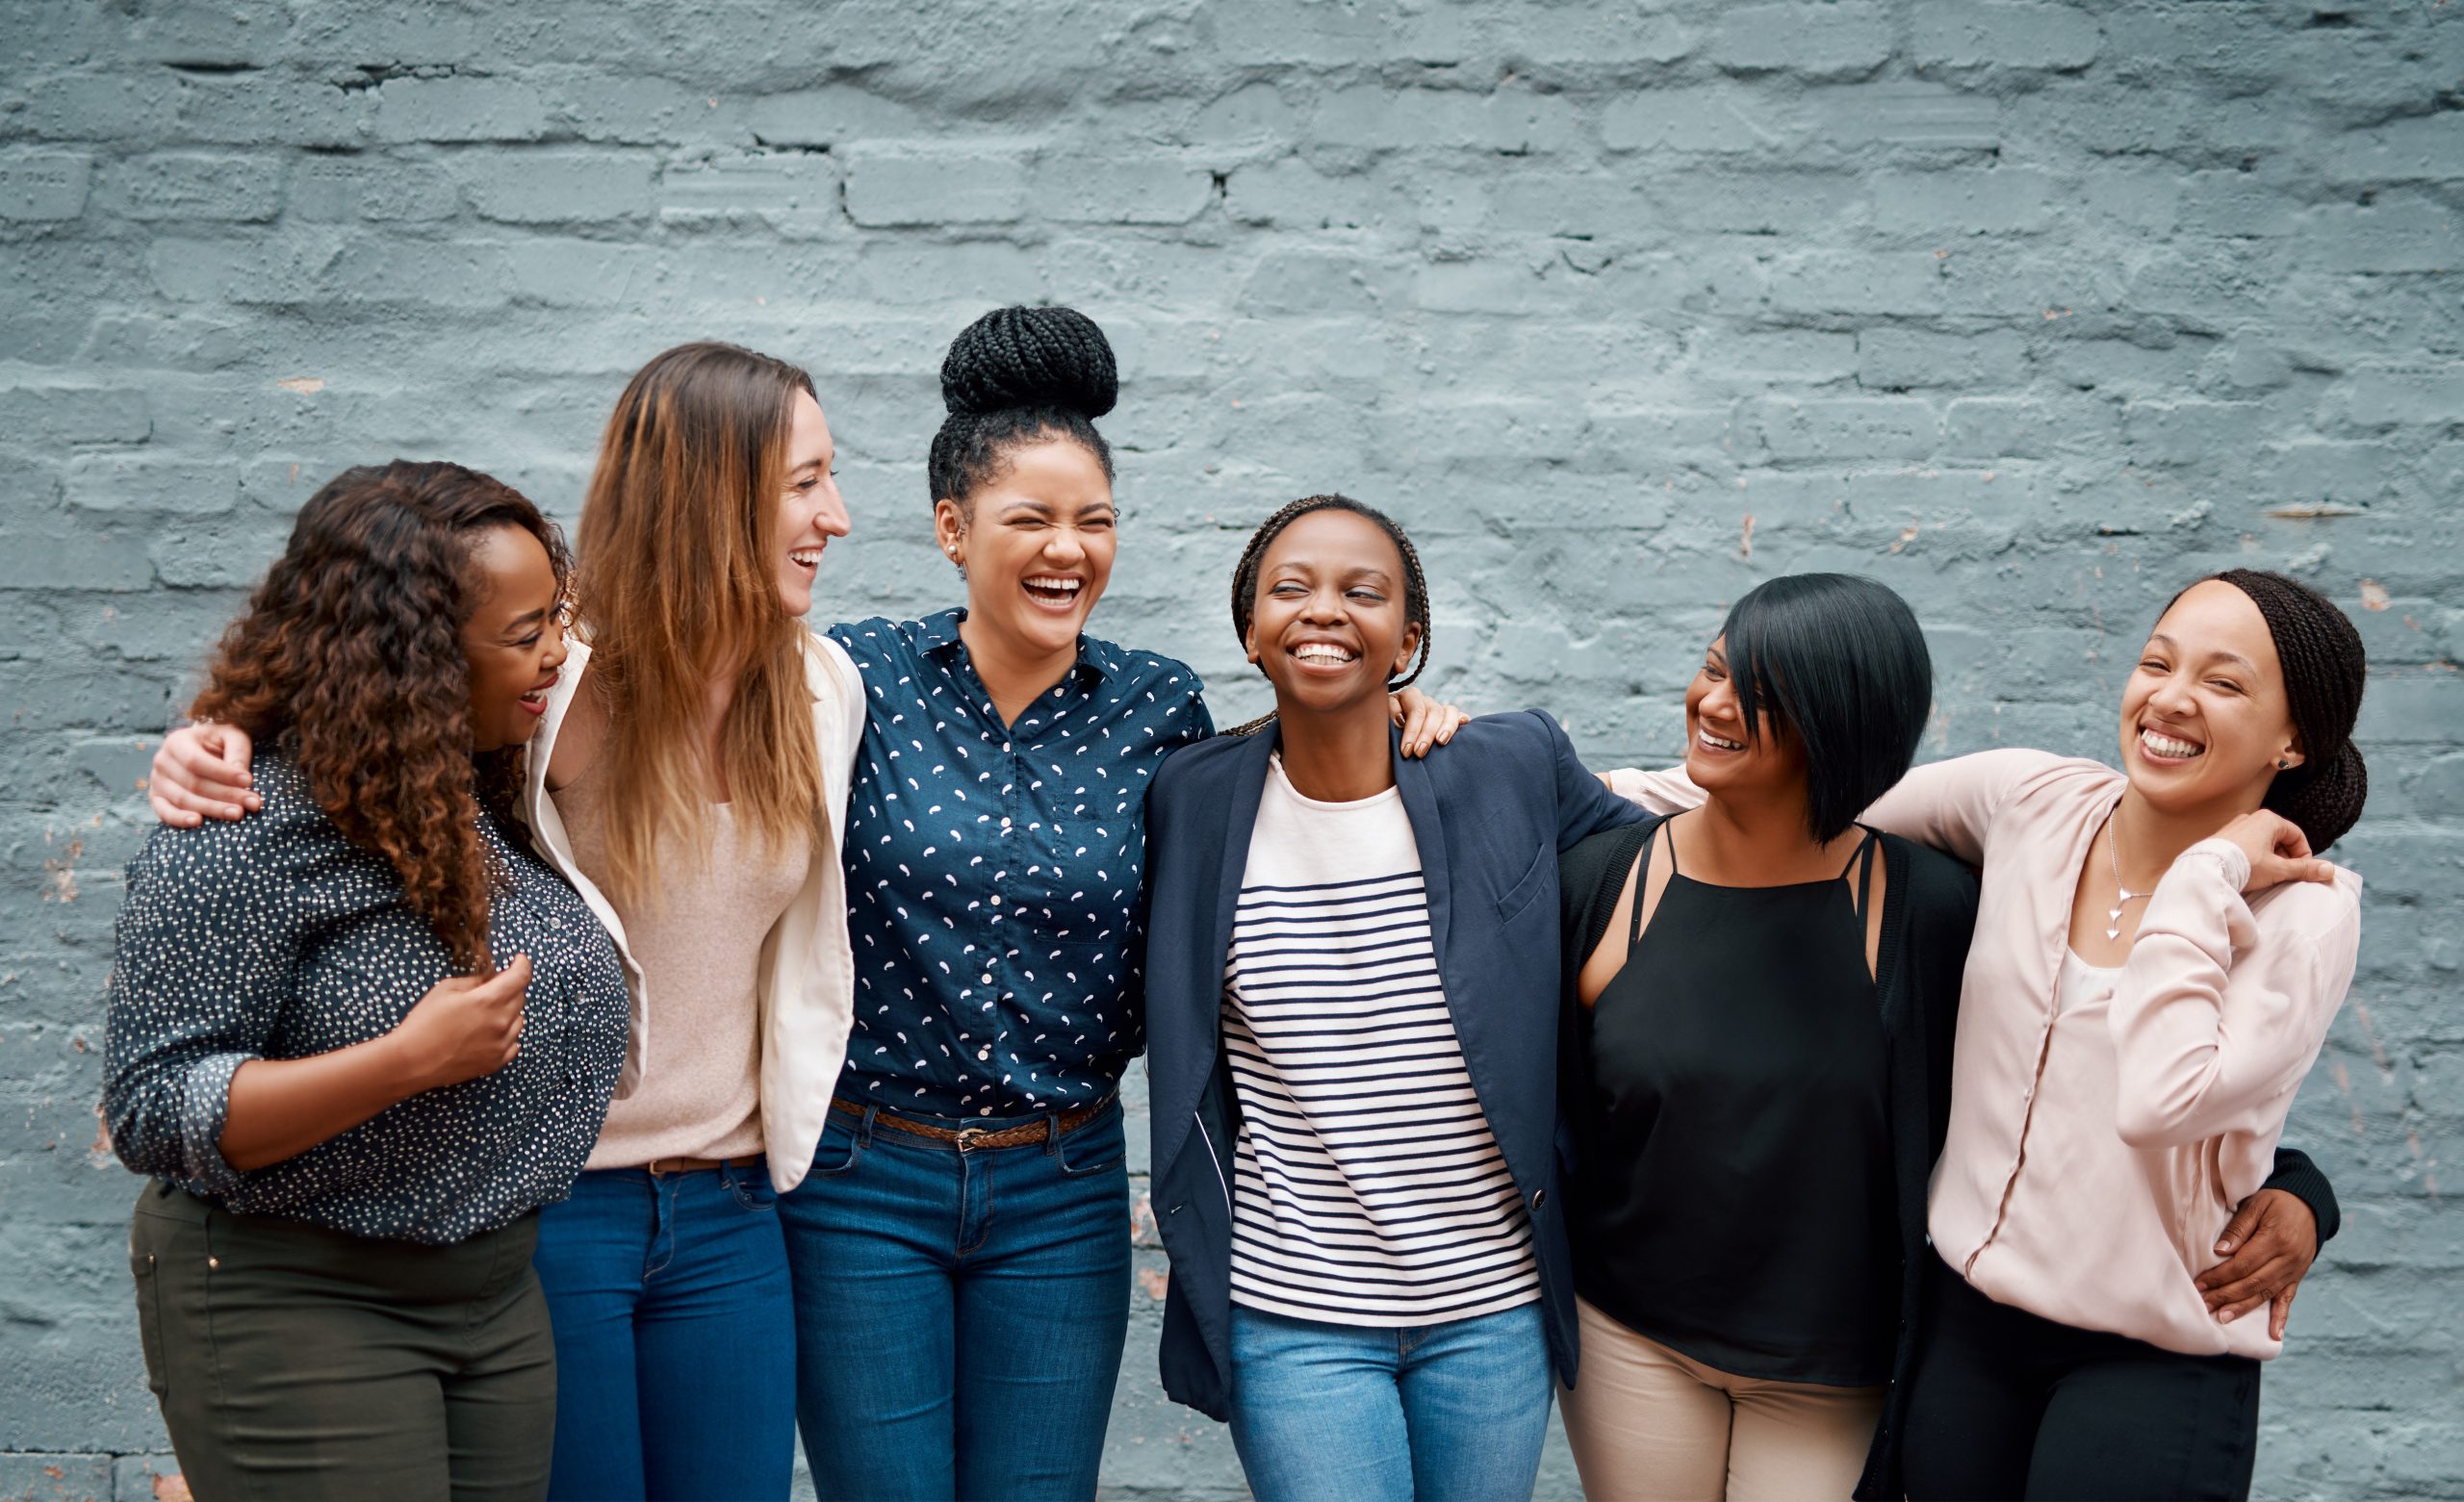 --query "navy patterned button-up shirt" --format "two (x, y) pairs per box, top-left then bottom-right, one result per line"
(830, 610), (1214, 1119)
